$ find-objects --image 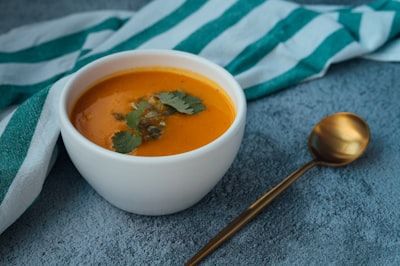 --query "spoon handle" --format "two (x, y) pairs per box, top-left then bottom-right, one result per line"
(186, 160), (317, 266)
